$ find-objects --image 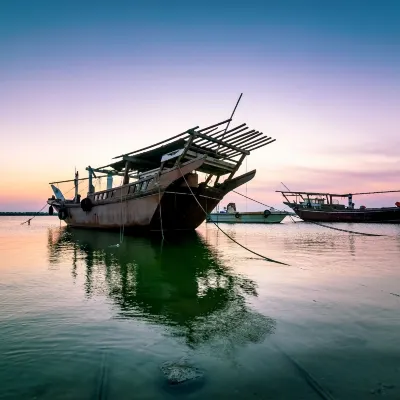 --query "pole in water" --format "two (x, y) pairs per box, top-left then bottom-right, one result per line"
(28, 219), (31, 225)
